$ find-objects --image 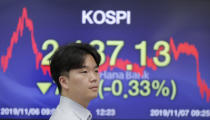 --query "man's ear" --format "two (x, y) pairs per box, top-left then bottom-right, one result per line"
(59, 76), (69, 90)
